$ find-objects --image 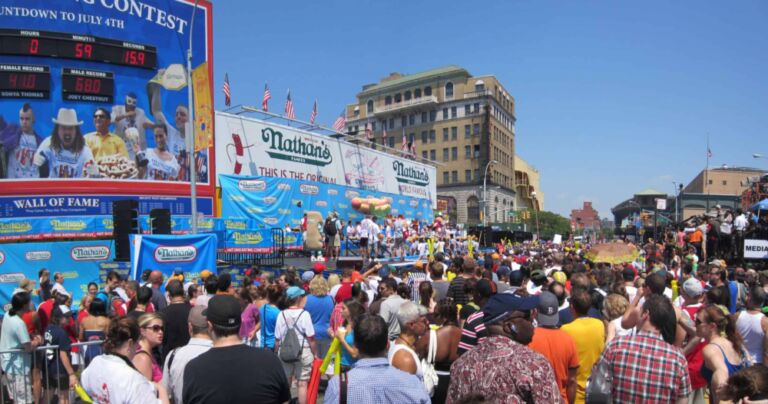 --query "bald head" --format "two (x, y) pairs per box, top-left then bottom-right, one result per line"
(149, 270), (163, 287)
